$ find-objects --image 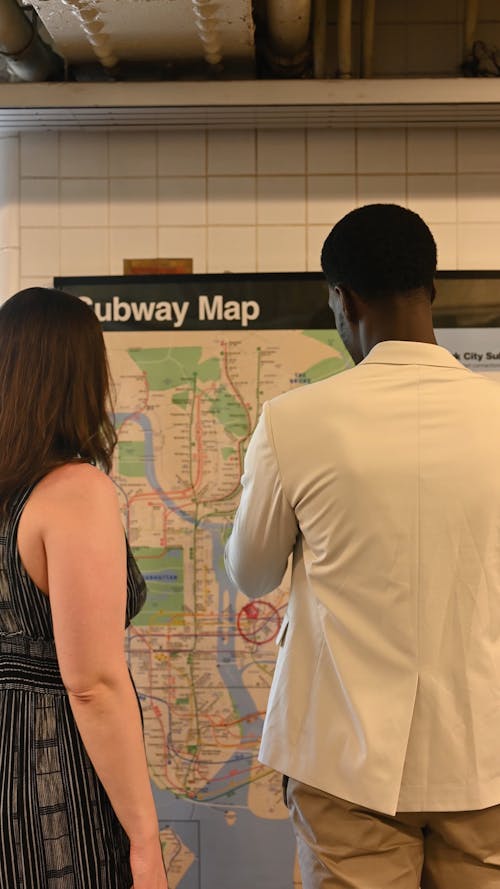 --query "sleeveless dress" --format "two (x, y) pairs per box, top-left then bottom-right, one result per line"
(0, 484), (147, 889)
